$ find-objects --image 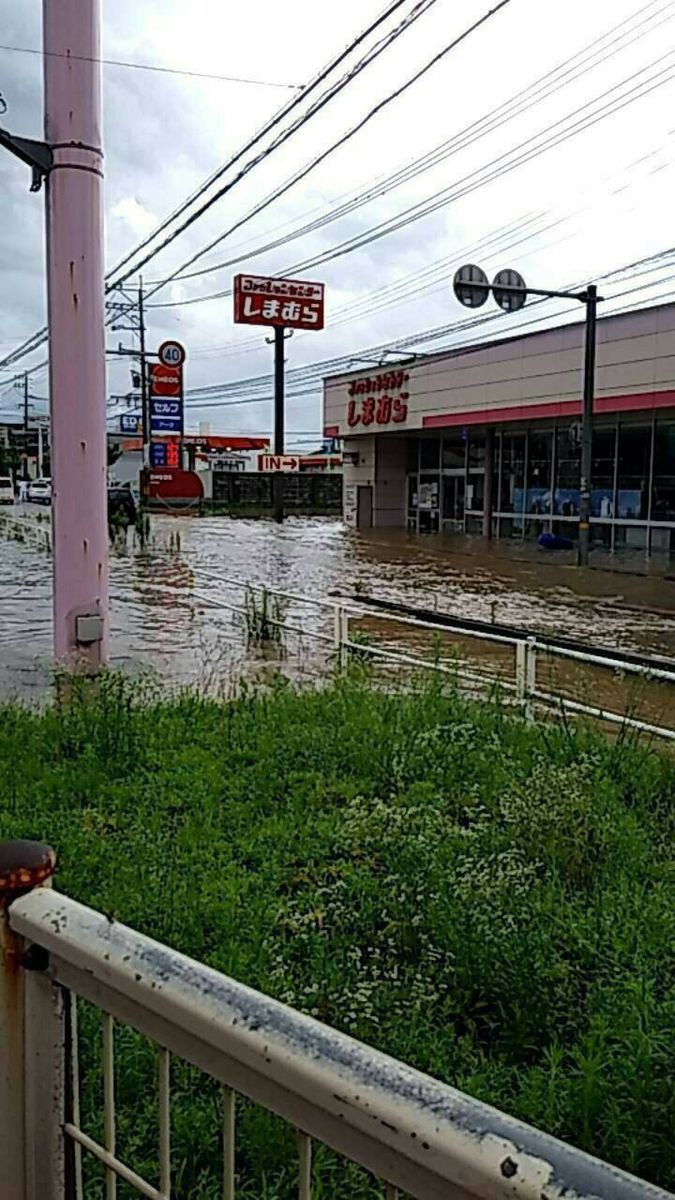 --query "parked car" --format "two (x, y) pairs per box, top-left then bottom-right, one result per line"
(0, 476), (14, 505)
(27, 478), (52, 504)
(108, 483), (137, 526)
